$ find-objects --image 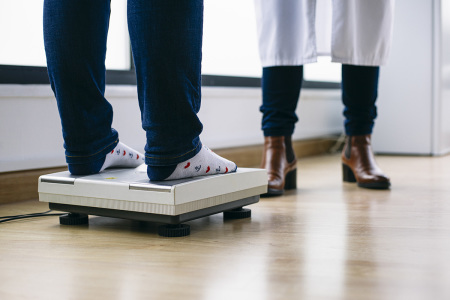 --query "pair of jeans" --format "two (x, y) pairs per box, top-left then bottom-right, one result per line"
(260, 65), (379, 137)
(43, 0), (204, 167)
